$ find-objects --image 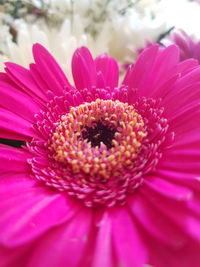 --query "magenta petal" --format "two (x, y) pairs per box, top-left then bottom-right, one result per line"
(28, 209), (92, 267)
(160, 141), (200, 173)
(141, 185), (200, 243)
(0, 173), (77, 247)
(175, 58), (198, 76)
(0, 81), (41, 122)
(150, 45), (180, 85)
(32, 43), (72, 95)
(92, 212), (114, 267)
(72, 46), (96, 90)
(123, 45), (159, 99)
(5, 62), (48, 103)
(0, 108), (38, 141)
(95, 54), (119, 89)
(163, 83), (200, 122)
(0, 145), (31, 172)
(111, 207), (147, 267)
(29, 63), (53, 98)
(144, 176), (193, 201)
(123, 45), (181, 100)
(129, 194), (188, 248)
